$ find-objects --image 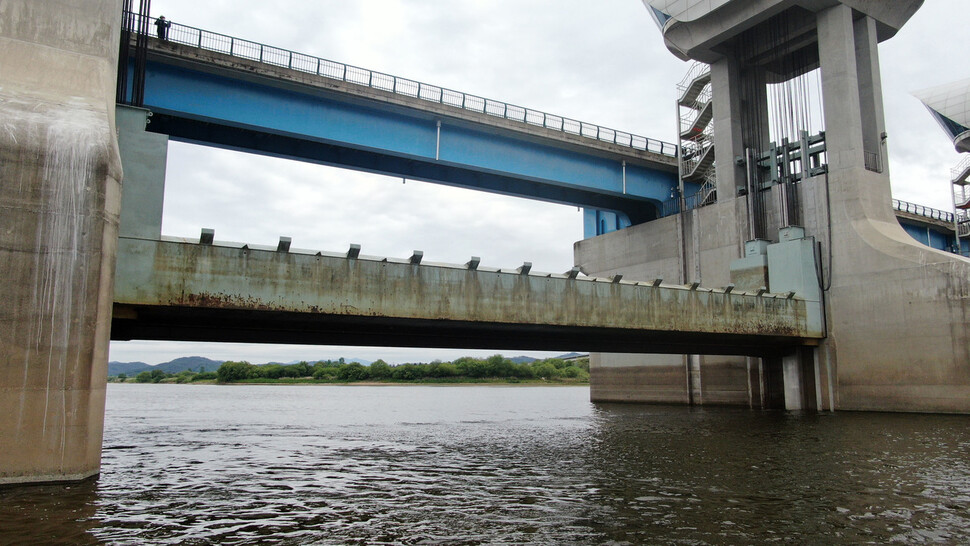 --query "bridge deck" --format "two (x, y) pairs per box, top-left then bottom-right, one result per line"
(113, 236), (823, 356)
(123, 20), (682, 224)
